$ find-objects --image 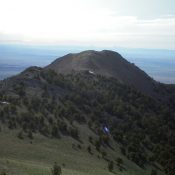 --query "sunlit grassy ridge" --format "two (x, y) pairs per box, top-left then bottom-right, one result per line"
(0, 126), (163, 175)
